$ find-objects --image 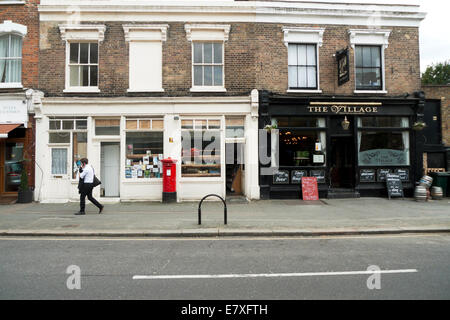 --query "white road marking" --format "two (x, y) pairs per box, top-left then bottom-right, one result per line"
(133, 269), (418, 280)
